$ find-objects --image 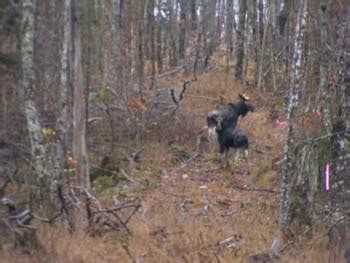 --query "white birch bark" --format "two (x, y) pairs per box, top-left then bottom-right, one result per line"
(20, 0), (47, 180)
(280, 0), (308, 233)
